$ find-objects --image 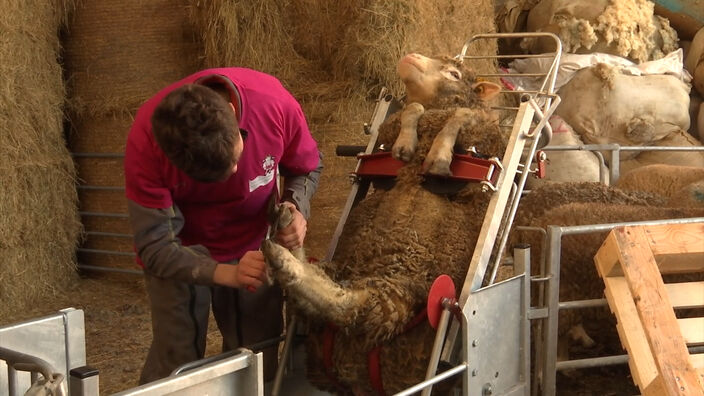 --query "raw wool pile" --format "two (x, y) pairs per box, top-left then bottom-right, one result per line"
(0, 0), (81, 318)
(62, 0), (202, 270)
(523, 0), (678, 63)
